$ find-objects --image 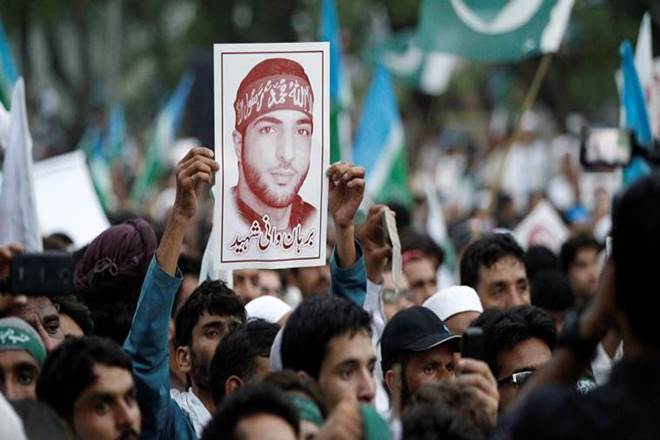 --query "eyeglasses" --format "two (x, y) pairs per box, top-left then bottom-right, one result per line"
(497, 370), (535, 388)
